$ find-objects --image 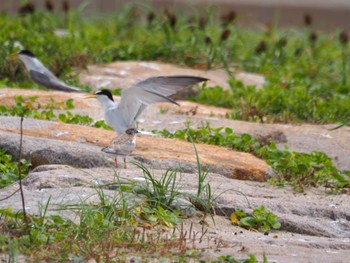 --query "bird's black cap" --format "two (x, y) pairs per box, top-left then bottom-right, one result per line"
(95, 89), (114, 102)
(18, 50), (35, 57)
